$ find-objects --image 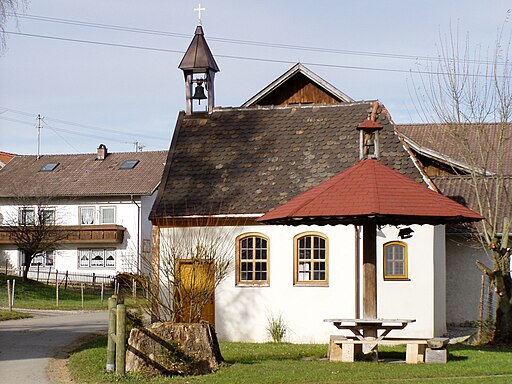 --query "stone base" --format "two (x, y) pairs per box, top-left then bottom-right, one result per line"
(425, 348), (448, 364)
